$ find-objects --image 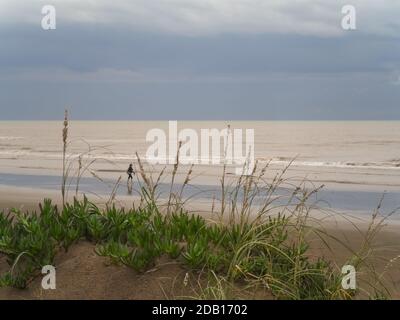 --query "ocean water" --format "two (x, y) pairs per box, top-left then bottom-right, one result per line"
(0, 121), (400, 214)
(0, 121), (400, 169)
